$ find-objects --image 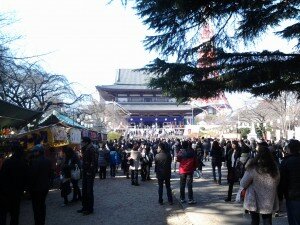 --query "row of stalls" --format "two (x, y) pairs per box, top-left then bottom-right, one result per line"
(0, 99), (44, 157)
(0, 99), (107, 176)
